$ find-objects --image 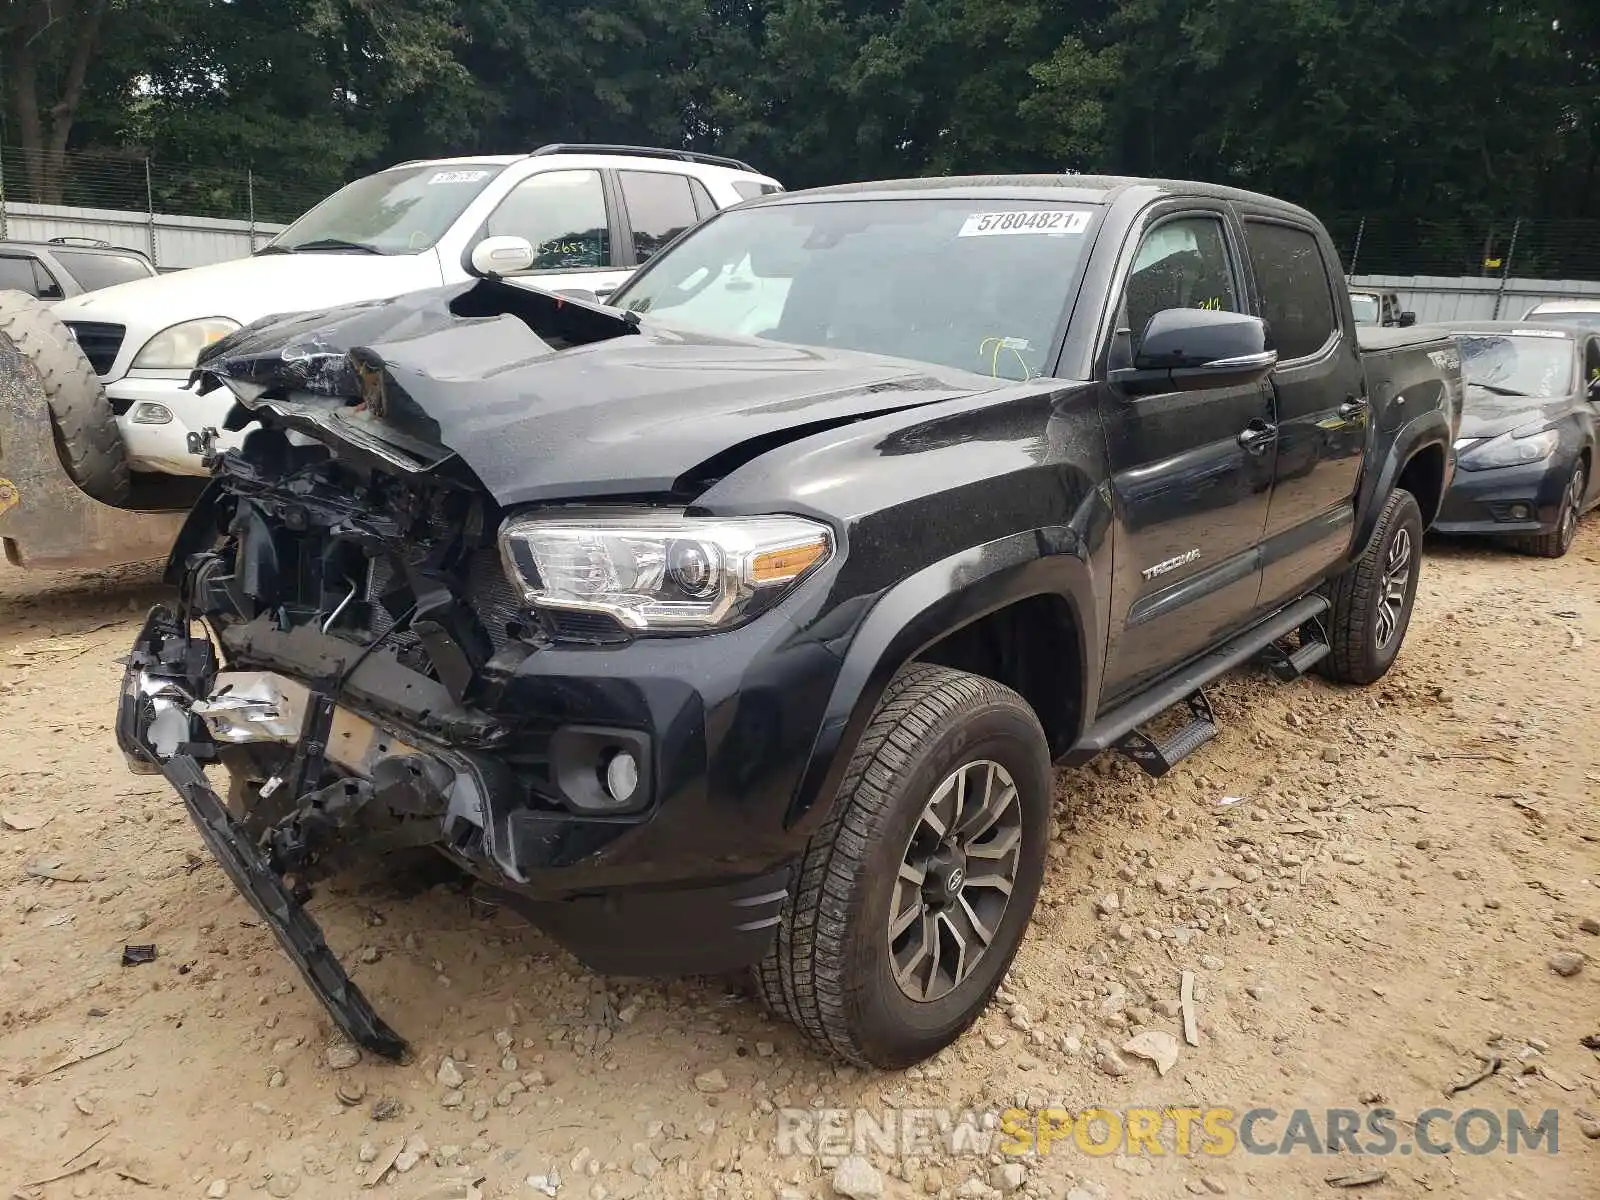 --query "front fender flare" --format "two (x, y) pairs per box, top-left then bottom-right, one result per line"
(783, 526), (1101, 837)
